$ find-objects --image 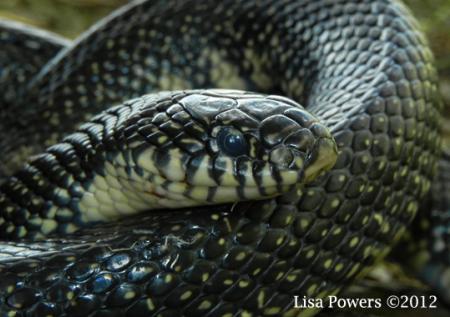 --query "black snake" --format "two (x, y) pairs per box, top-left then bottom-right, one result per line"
(0, 0), (448, 316)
